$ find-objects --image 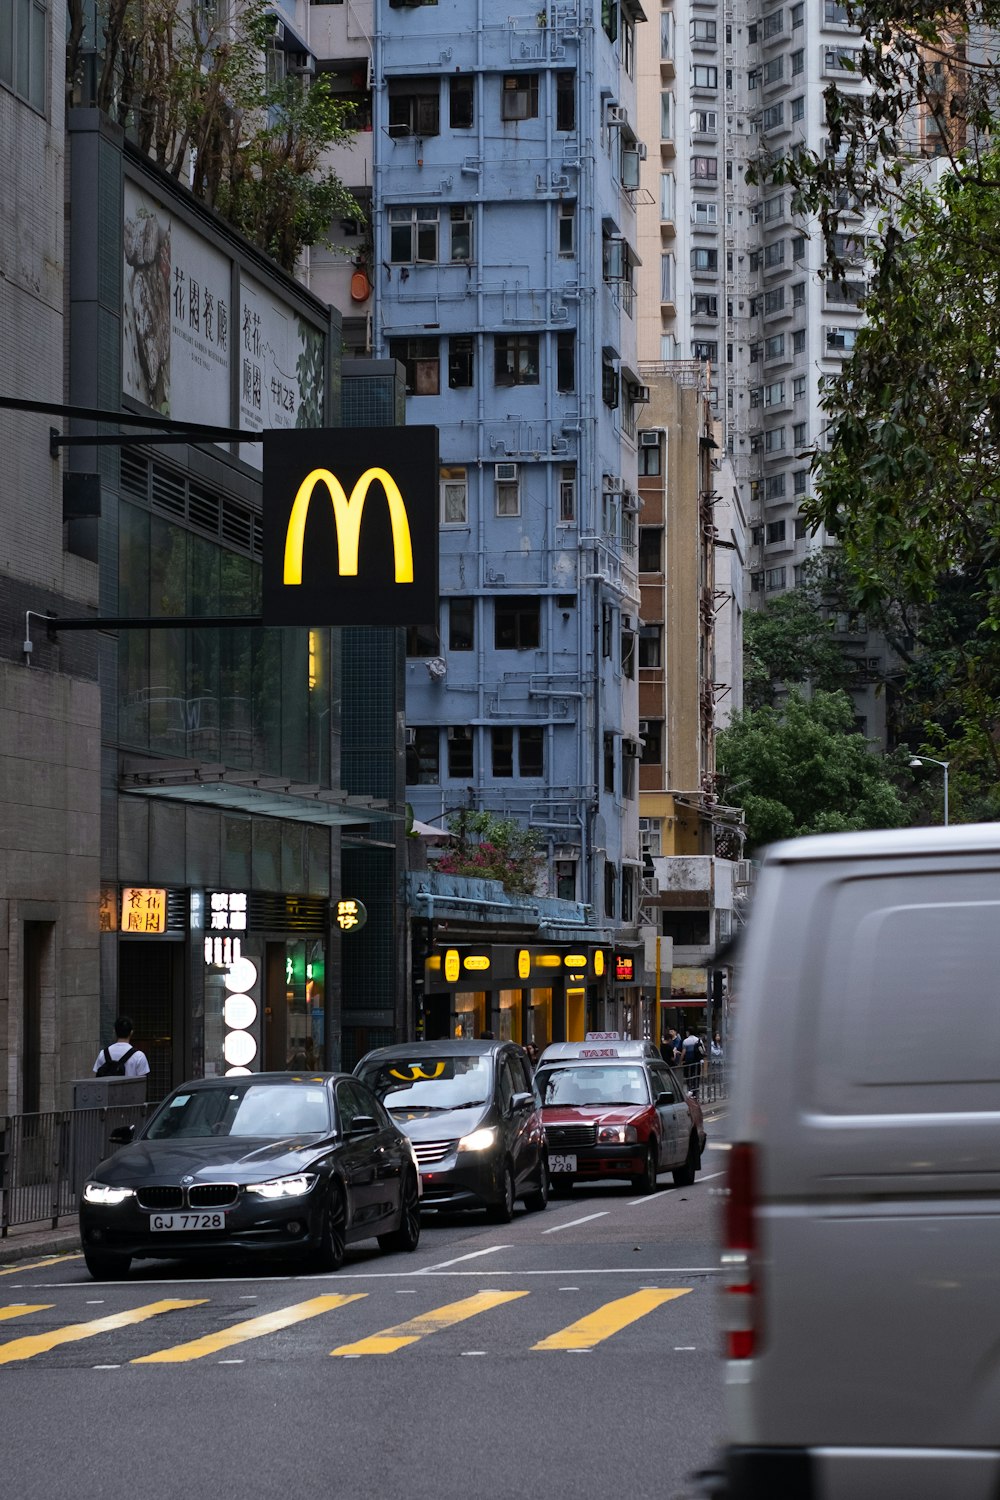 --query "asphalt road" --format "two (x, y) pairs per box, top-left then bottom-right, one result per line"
(0, 1138), (730, 1500)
